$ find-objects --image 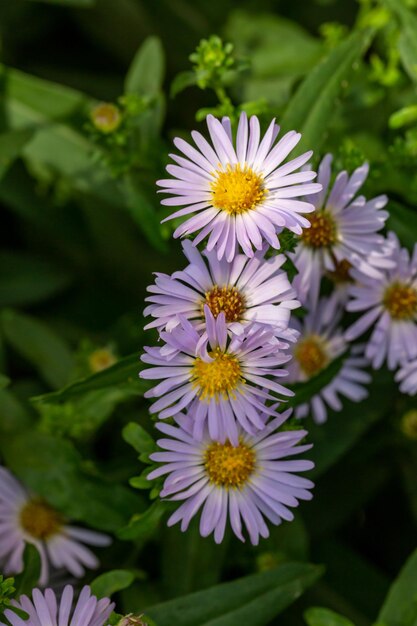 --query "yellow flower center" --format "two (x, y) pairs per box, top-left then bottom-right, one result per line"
(192, 347), (243, 400)
(204, 286), (246, 322)
(301, 211), (338, 248)
(204, 441), (255, 488)
(19, 499), (63, 540)
(88, 348), (117, 373)
(383, 282), (417, 320)
(211, 164), (266, 215)
(294, 335), (329, 377)
(326, 259), (353, 284)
